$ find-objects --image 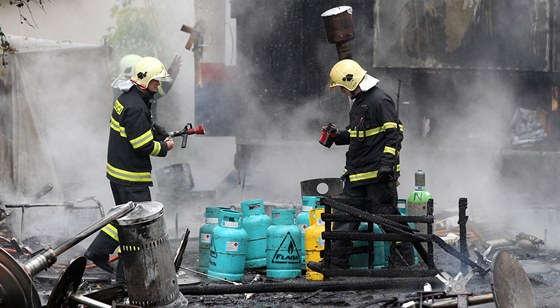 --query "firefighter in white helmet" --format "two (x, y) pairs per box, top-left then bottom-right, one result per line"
(85, 57), (175, 283)
(308, 59), (415, 273)
(111, 53), (182, 124)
